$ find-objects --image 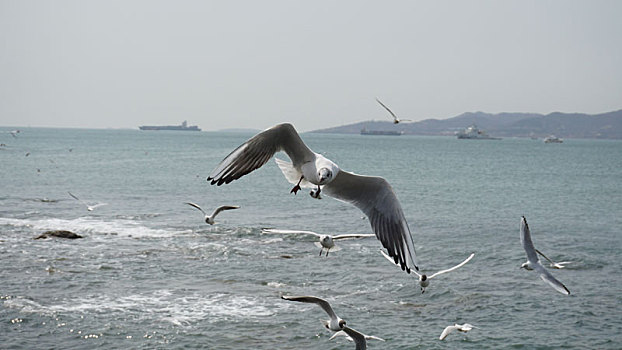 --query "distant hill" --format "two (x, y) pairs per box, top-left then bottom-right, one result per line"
(311, 110), (622, 139)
